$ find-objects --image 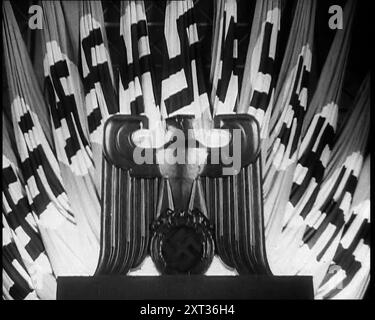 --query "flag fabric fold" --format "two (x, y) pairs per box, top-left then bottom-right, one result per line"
(119, 1), (162, 129)
(40, 0), (101, 273)
(80, 0), (118, 187)
(160, 0), (212, 129)
(316, 155), (370, 299)
(3, 0), (98, 283)
(210, 0), (239, 115)
(270, 75), (370, 293)
(263, 0), (316, 257)
(278, 0), (356, 266)
(2, 113), (55, 300)
(238, 0), (282, 163)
